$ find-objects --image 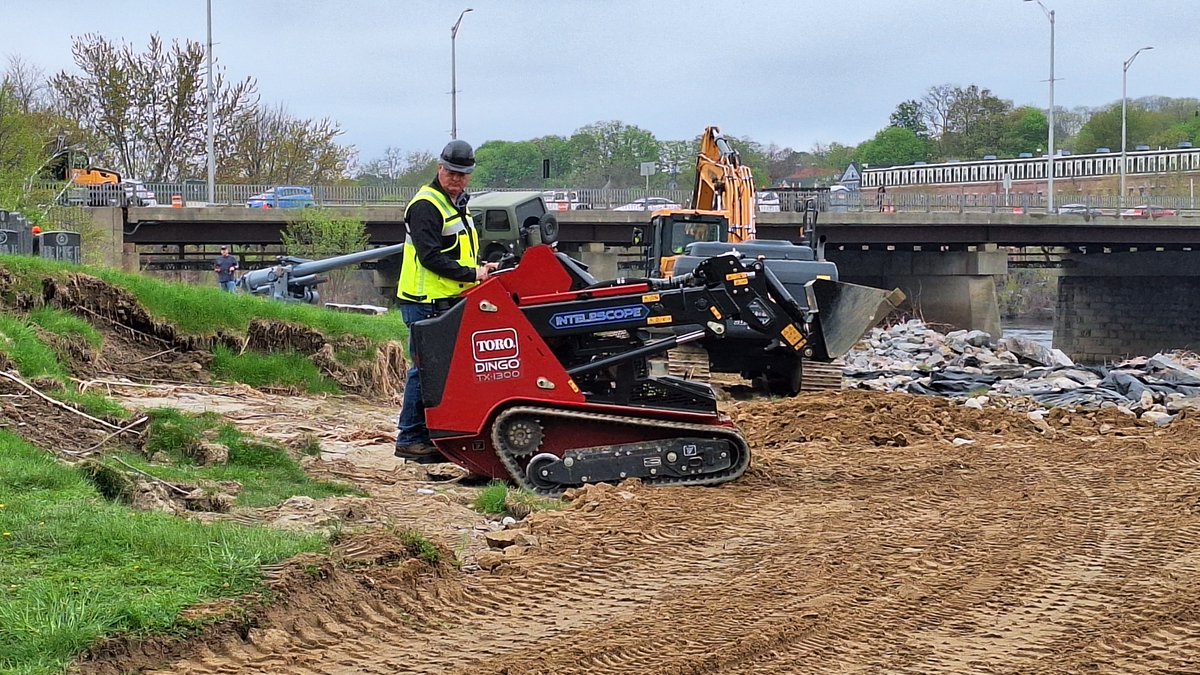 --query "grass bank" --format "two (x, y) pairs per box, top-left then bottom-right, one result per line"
(0, 431), (327, 675)
(0, 254), (408, 343)
(0, 254), (404, 673)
